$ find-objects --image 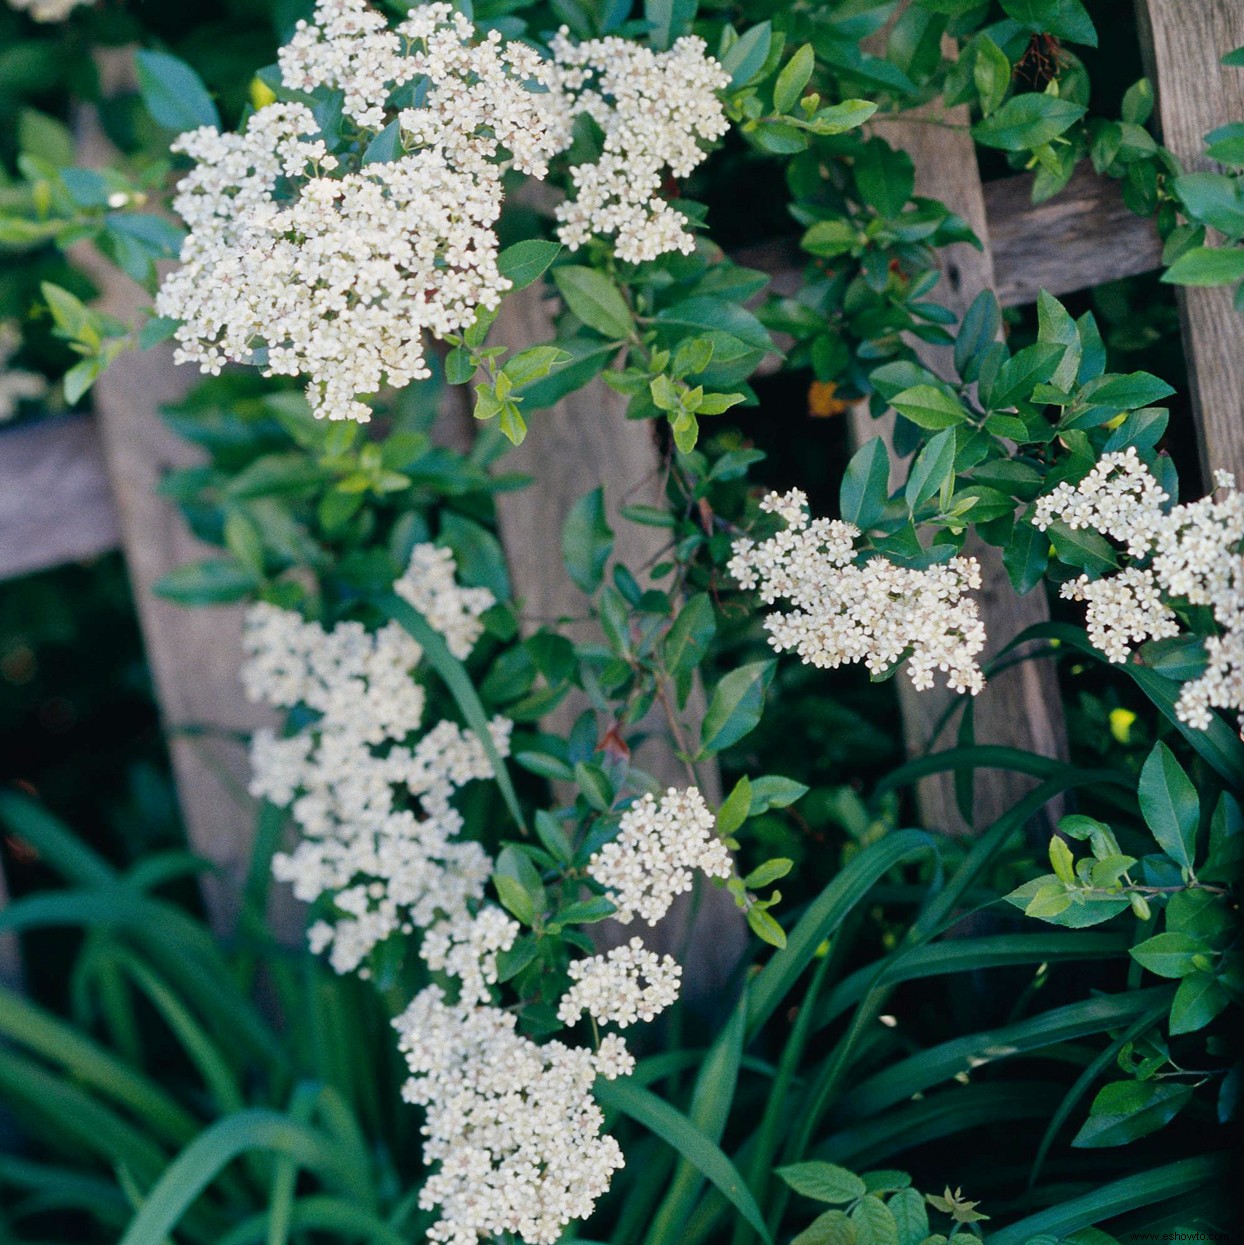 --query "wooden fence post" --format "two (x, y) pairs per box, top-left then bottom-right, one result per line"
(851, 38), (1068, 835)
(1139, 0), (1244, 484)
(73, 51), (281, 935)
(490, 285), (747, 996)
